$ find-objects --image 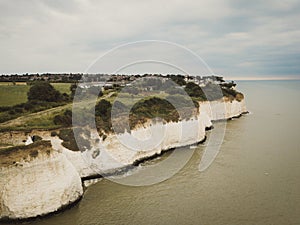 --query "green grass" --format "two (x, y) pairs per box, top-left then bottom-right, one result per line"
(0, 82), (71, 107)
(22, 111), (61, 129)
(0, 91), (114, 132)
(0, 83), (30, 106)
(51, 83), (71, 95)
